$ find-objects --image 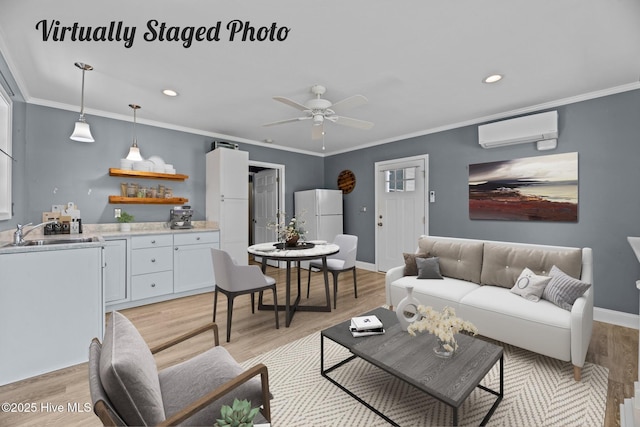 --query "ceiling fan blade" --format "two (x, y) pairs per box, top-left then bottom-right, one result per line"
(330, 94), (368, 112)
(312, 123), (324, 140)
(328, 115), (374, 130)
(262, 117), (310, 127)
(273, 96), (308, 111)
